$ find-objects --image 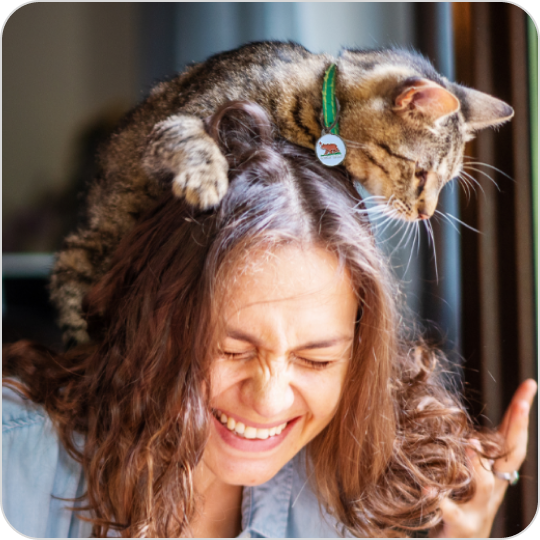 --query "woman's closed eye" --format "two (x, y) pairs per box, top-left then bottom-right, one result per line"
(222, 350), (255, 361)
(294, 355), (332, 370)
(221, 350), (334, 370)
